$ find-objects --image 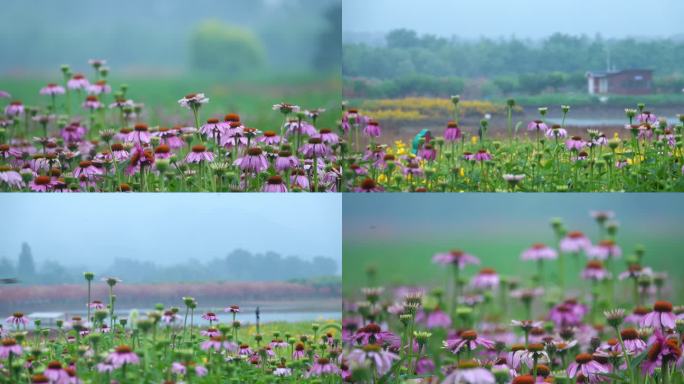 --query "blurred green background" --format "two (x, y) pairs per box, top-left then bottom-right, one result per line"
(343, 194), (684, 299)
(1, 0), (341, 128)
